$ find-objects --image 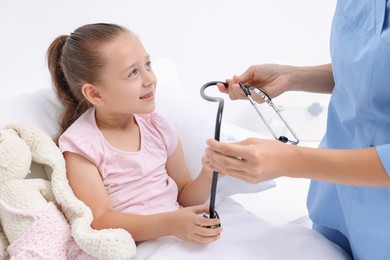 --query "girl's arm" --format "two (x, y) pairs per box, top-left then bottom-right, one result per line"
(166, 140), (213, 207)
(64, 151), (221, 243)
